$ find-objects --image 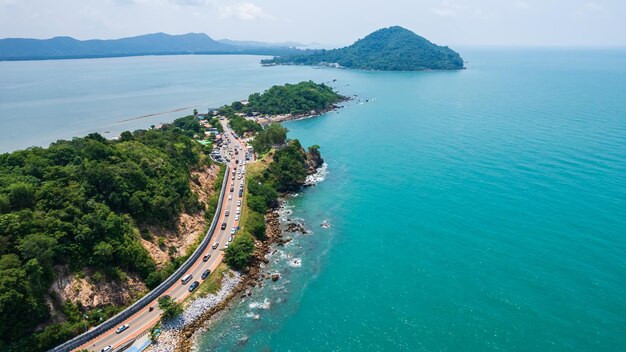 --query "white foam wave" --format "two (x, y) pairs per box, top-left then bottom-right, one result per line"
(248, 298), (271, 310)
(305, 163), (328, 185)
